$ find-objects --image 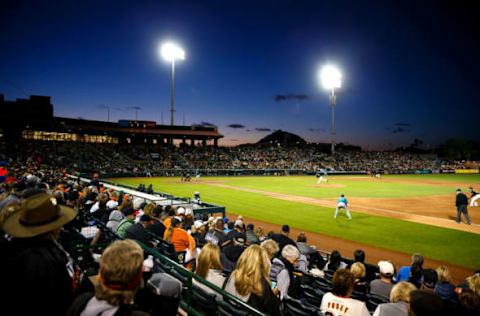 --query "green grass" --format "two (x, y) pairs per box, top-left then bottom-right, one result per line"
(214, 176), (451, 198)
(110, 175), (480, 268)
